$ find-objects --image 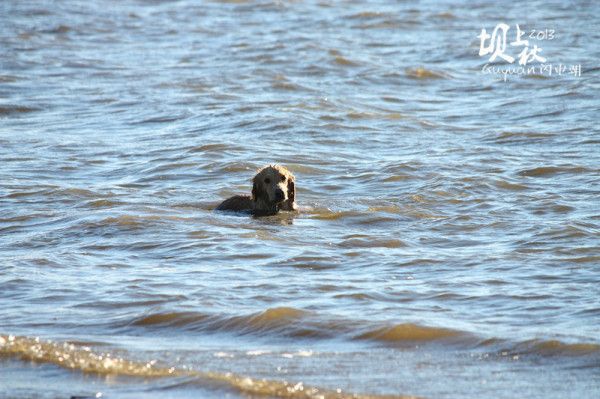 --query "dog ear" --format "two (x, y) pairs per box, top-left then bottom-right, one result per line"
(287, 178), (295, 203)
(280, 177), (296, 211)
(252, 179), (264, 202)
